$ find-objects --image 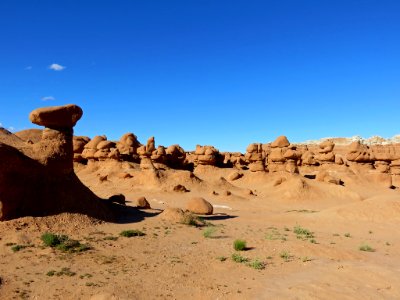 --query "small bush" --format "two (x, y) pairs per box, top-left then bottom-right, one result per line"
(103, 236), (118, 241)
(293, 226), (314, 238)
(280, 251), (291, 262)
(359, 244), (375, 252)
(41, 232), (91, 253)
(47, 268), (76, 277)
(203, 227), (217, 238)
(247, 259), (266, 270)
(344, 233), (351, 238)
(231, 253), (249, 263)
(41, 233), (68, 247)
(233, 239), (246, 251)
(11, 245), (29, 252)
(181, 214), (204, 227)
(119, 230), (145, 237)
